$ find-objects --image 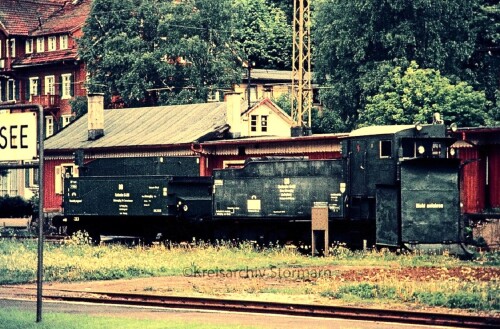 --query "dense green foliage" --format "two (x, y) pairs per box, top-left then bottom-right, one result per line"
(359, 61), (490, 127)
(76, 0), (499, 128)
(232, 0), (292, 69)
(313, 0), (498, 131)
(79, 0), (241, 107)
(0, 196), (33, 218)
(78, 0), (292, 108)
